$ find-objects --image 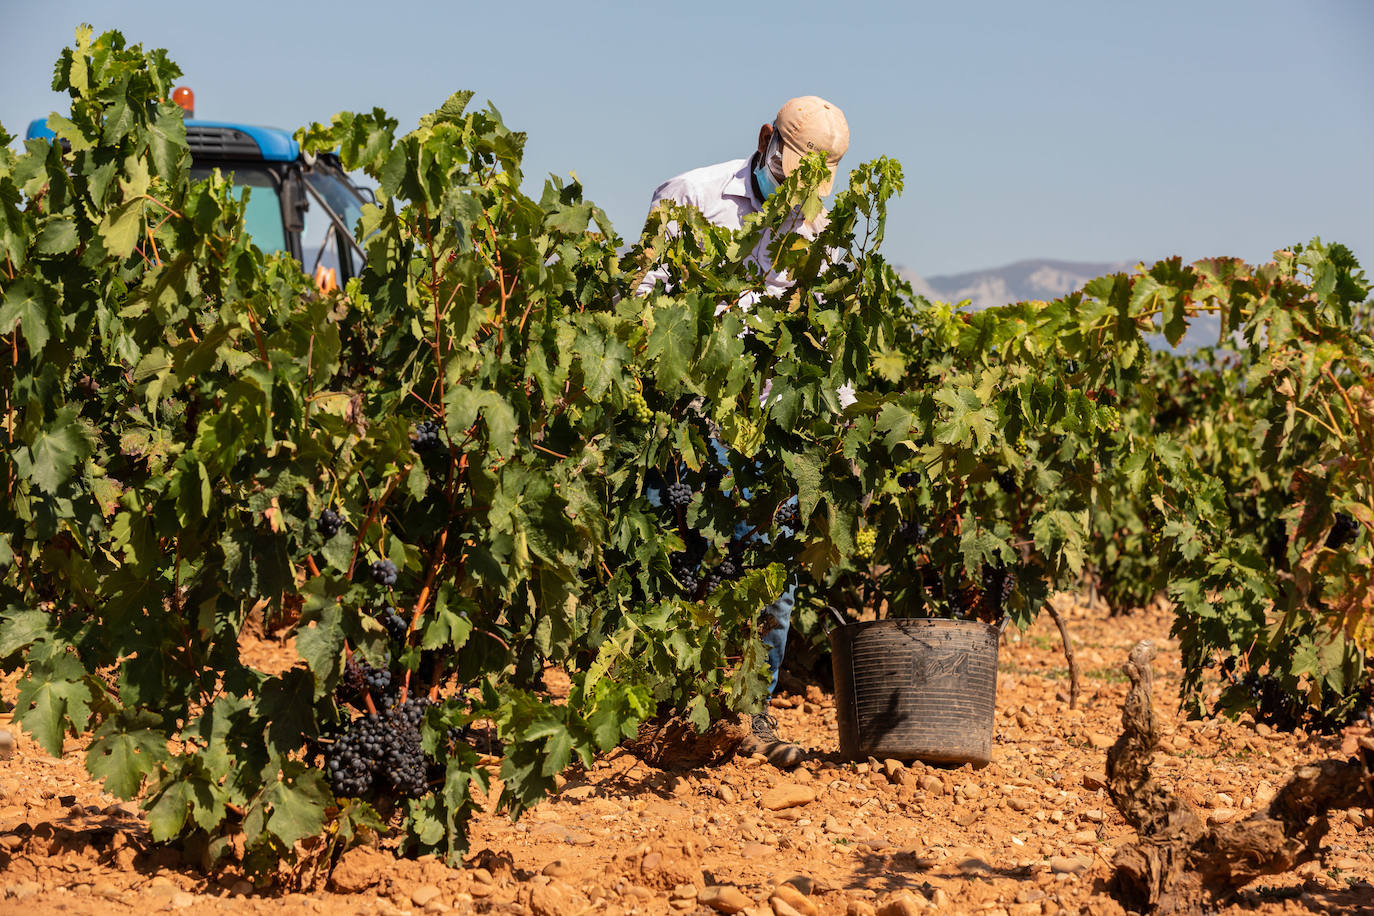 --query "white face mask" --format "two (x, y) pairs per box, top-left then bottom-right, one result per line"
(753, 131), (786, 199)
